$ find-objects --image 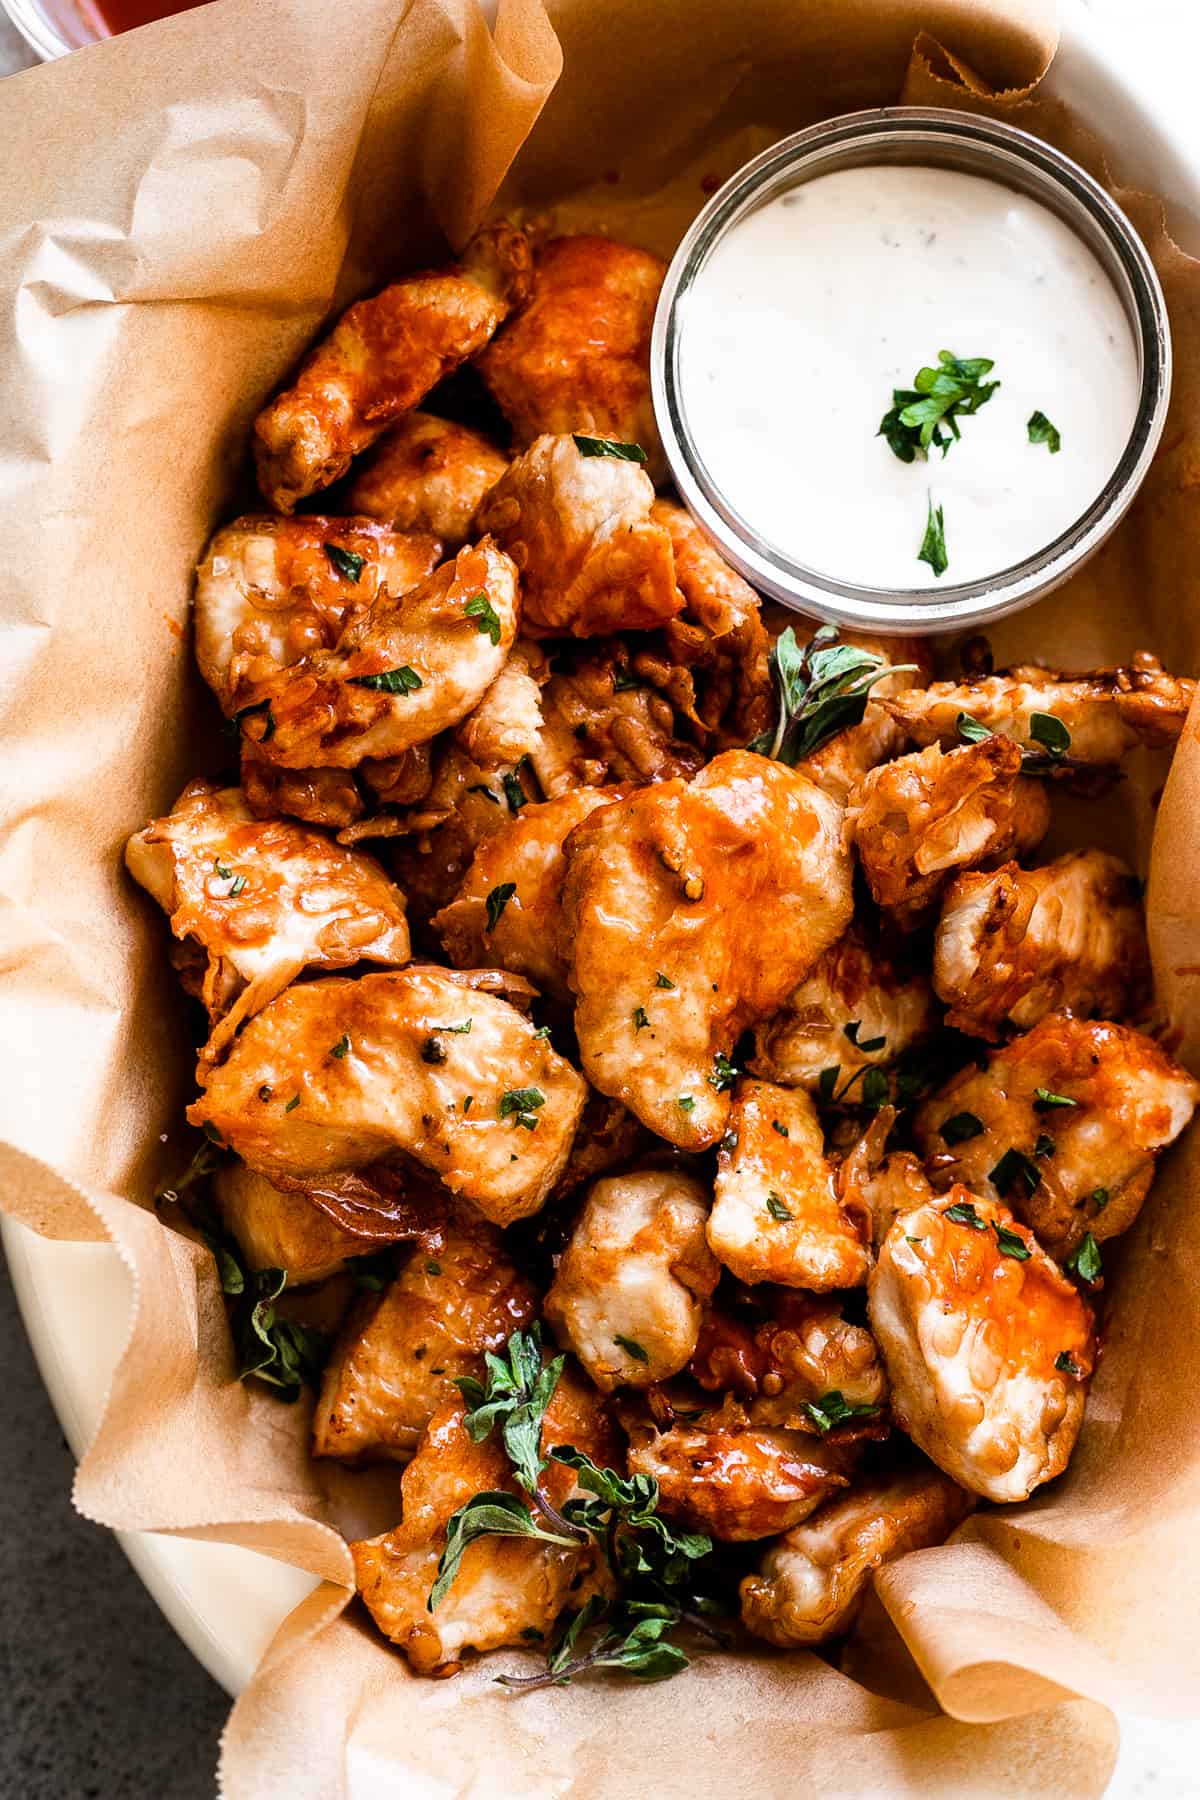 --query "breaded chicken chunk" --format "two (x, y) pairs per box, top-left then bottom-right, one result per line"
(883, 651), (1195, 762)
(709, 1081), (870, 1290)
(255, 221), (531, 511)
(453, 650), (545, 769)
(914, 1013), (1199, 1260)
(234, 540), (519, 770)
(188, 967), (586, 1225)
(561, 751), (854, 1147)
(933, 850), (1149, 1040)
(740, 1461), (971, 1646)
(625, 1414), (851, 1541)
(194, 514), (441, 717)
(531, 646), (703, 797)
(848, 737), (1050, 929)
(691, 1289), (889, 1427)
(239, 757), (369, 832)
(344, 412), (508, 548)
(544, 1169), (719, 1391)
(125, 781), (409, 1052)
(351, 1366), (614, 1674)
(752, 923), (937, 1093)
(476, 234), (667, 482)
(433, 787), (625, 1002)
(312, 1213), (538, 1463)
(475, 433), (681, 637)
(834, 1110), (938, 1250)
(214, 1160), (376, 1284)
(868, 1188), (1095, 1501)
